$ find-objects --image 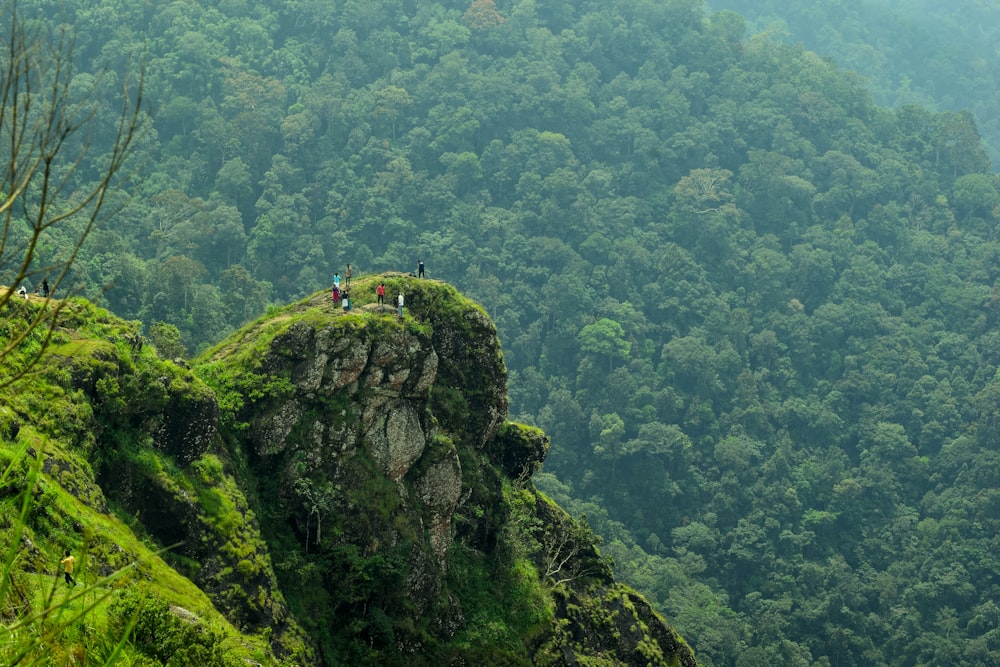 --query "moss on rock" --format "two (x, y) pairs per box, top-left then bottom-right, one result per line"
(1, 278), (697, 666)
